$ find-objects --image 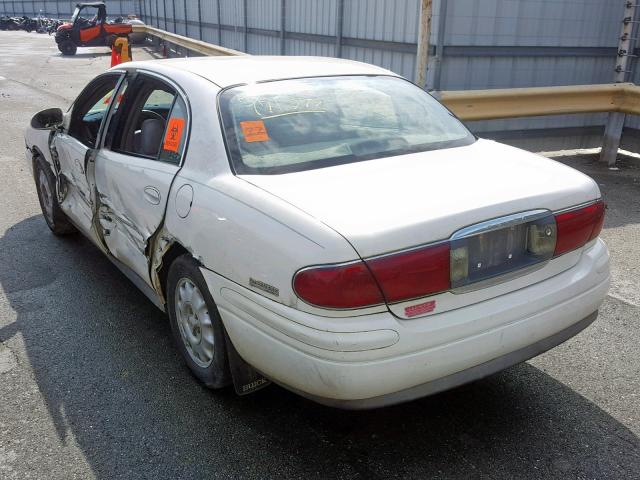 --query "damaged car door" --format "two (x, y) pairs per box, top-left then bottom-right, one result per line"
(53, 72), (123, 236)
(92, 72), (188, 285)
